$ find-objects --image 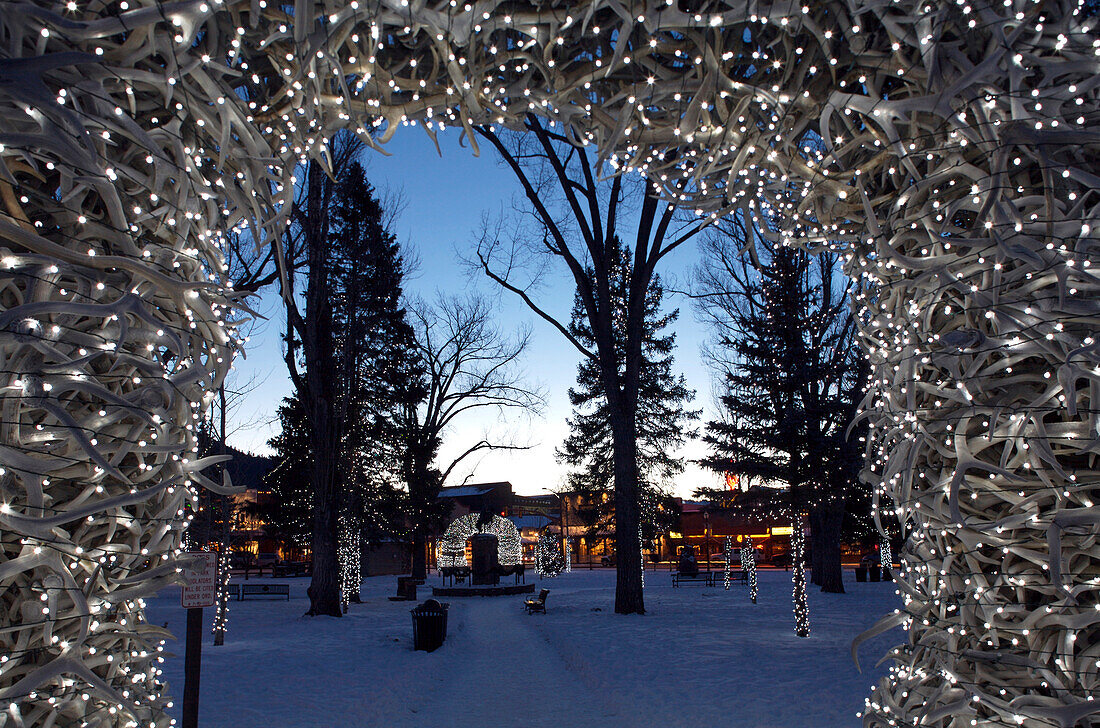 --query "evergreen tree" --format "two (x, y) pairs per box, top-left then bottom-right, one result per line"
(263, 395), (315, 553)
(695, 213), (866, 607)
(558, 242), (698, 547)
(328, 162), (424, 605)
(275, 148), (423, 614)
(535, 531), (565, 577)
